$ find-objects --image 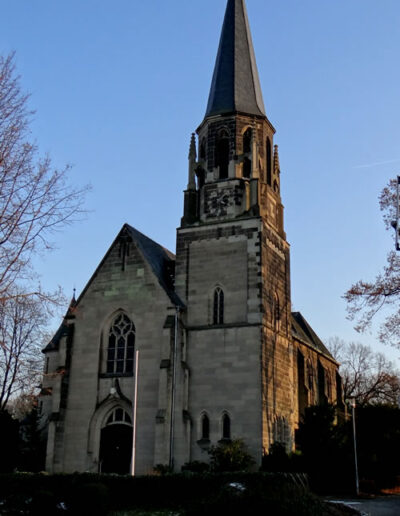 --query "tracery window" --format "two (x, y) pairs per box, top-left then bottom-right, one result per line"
(213, 287), (224, 325)
(105, 408), (132, 426)
(107, 314), (135, 375)
(273, 416), (289, 448)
